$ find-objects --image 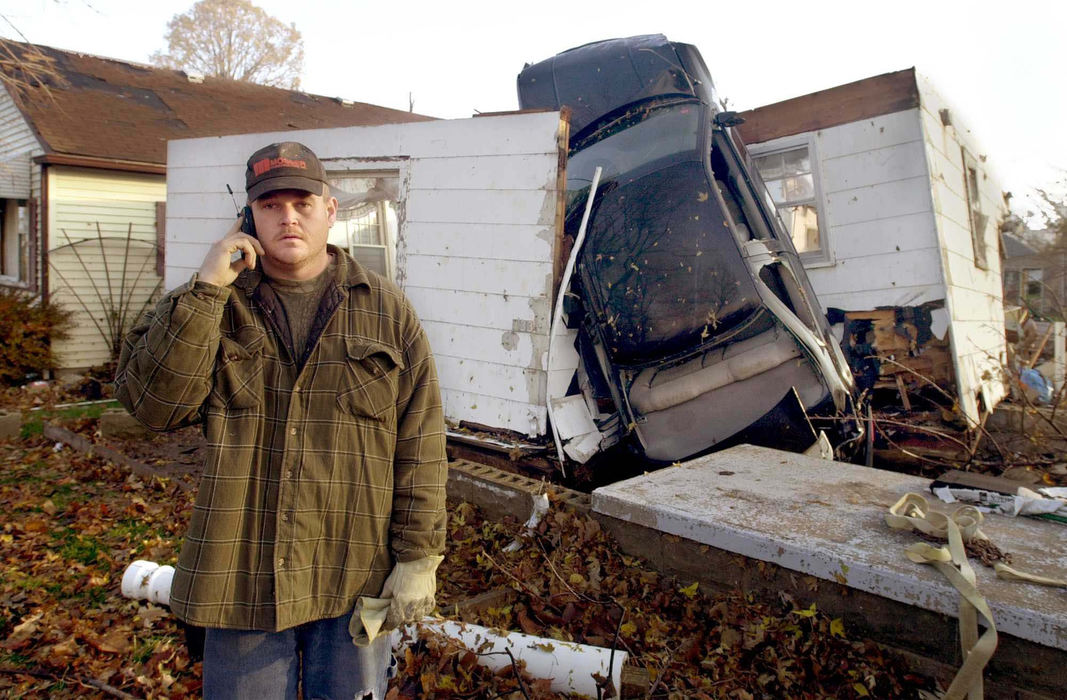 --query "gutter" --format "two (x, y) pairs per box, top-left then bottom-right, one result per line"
(39, 162), (48, 301)
(33, 153), (165, 175)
